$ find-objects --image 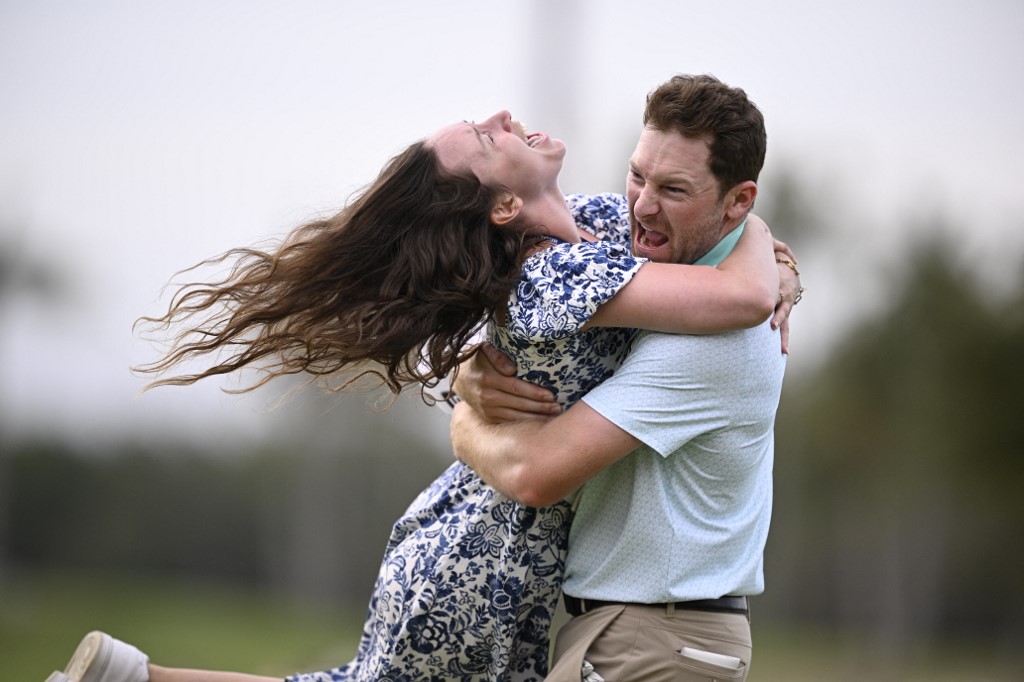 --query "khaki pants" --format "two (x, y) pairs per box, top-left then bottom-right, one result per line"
(546, 603), (752, 682)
